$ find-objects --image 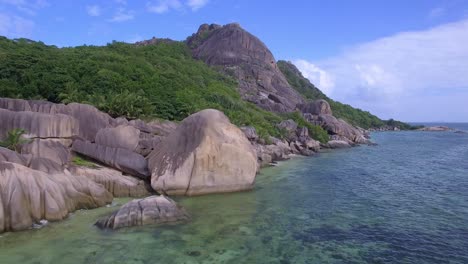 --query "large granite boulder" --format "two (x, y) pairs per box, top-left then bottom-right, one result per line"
(95, 125), (140, 151)
(186, 23), (304, 112)
(72, 140), (150, 179)
(240, 126), (259, 142)
(21, 139), (71, 166)
(0, 108), (78, 139)
(128, 119), (178, 136)
(0, 98), (112, 141)
(95, 195), (189, 230)
(297, 99), (333, 115)
(317, 115), (369, 144)
(1, 147), (65, 173)
(70, 166), (150, 197)
(0, 161), (112, 233)
(148, 109), (257, 196)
